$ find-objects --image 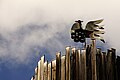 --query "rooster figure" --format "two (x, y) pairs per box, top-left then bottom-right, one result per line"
(71, 19), (105, 43)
